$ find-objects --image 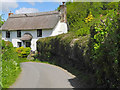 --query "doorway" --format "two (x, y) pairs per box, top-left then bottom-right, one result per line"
(26, 41), (31, 47)
(17, 42), (22, 47)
